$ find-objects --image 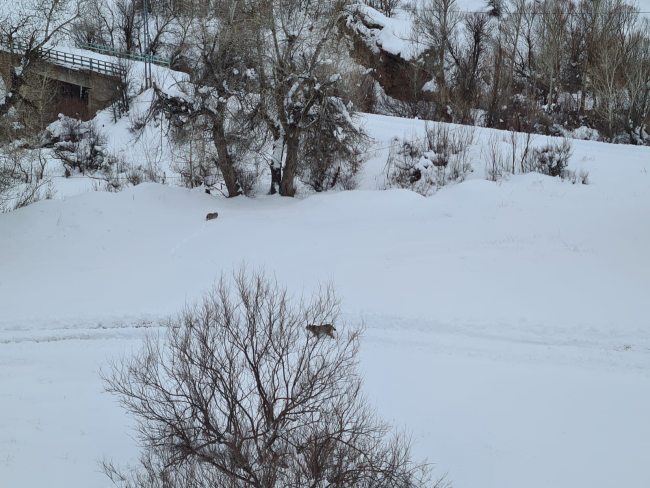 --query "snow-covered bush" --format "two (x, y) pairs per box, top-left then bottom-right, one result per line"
(560, 168), (589, 185)
(53, 118), (107, 175)
(0, 145), (54, 212)
(300, 118), (368, 193)
(383, 123), (474, 195)
(483, 133), (508, 182)
(524, 138), (573, 178)
(234, 162), (263, 198)
(484, 133), (576, 182)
